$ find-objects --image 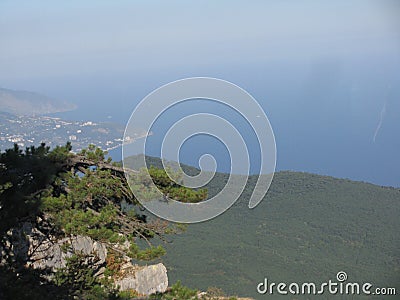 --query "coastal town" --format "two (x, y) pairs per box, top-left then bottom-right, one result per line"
(0, 112), (146, 152)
